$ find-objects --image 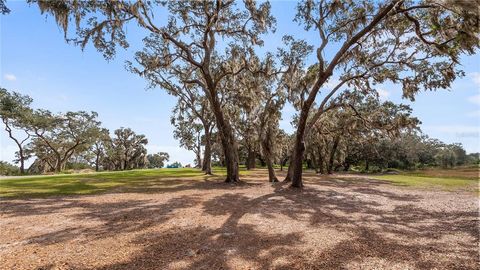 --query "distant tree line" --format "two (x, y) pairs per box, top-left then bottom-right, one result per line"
(305, 128), (479, 173)
(0, 88), (170, 175)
